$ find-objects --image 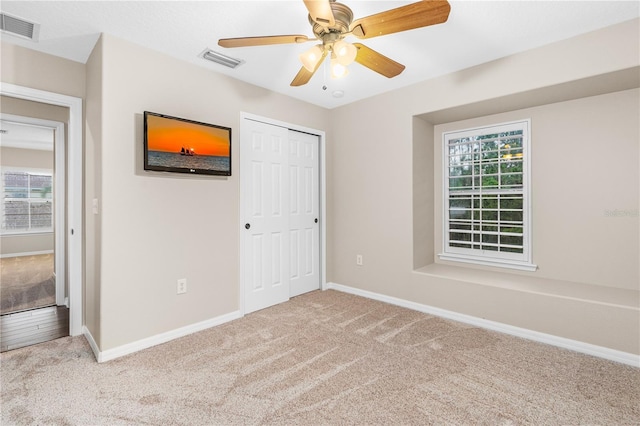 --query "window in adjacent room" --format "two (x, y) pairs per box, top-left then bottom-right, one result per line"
(0, 169), (53, 234)
(440, 119), (536, 271)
